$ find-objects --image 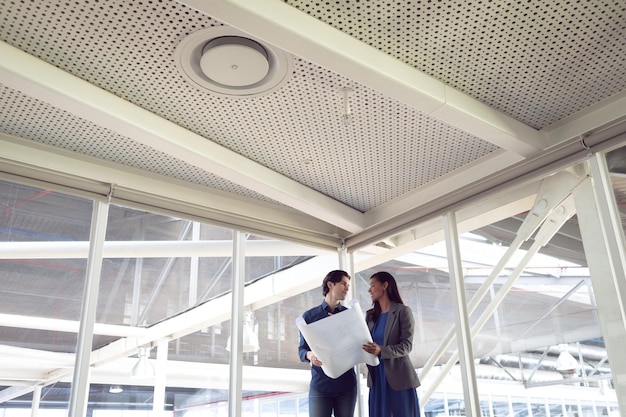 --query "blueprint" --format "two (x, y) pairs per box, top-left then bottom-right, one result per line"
(296, 300), (380, 378)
